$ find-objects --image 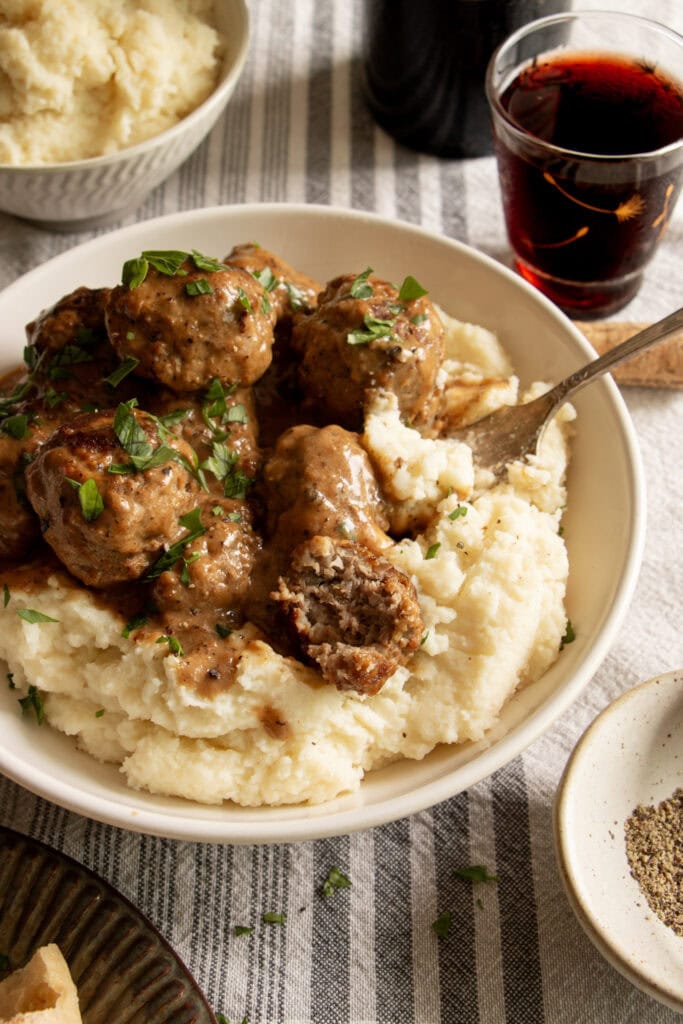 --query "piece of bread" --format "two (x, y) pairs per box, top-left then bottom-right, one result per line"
(0, 945), (81, 1024)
